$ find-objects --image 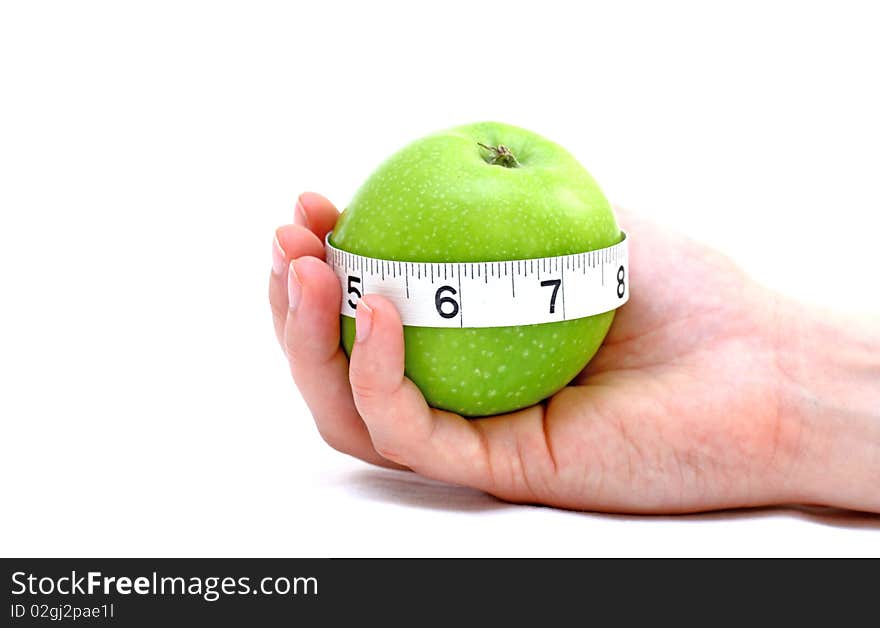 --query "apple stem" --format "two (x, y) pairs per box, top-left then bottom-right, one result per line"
(477, 142), (520, 168)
